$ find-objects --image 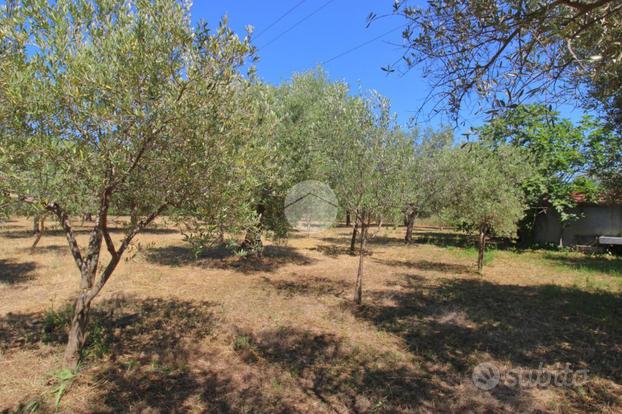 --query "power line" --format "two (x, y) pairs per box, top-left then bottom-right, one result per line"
(254, 0), (308, 40)
(260, 0), (337, 50)
(321, 25), (405, 65)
